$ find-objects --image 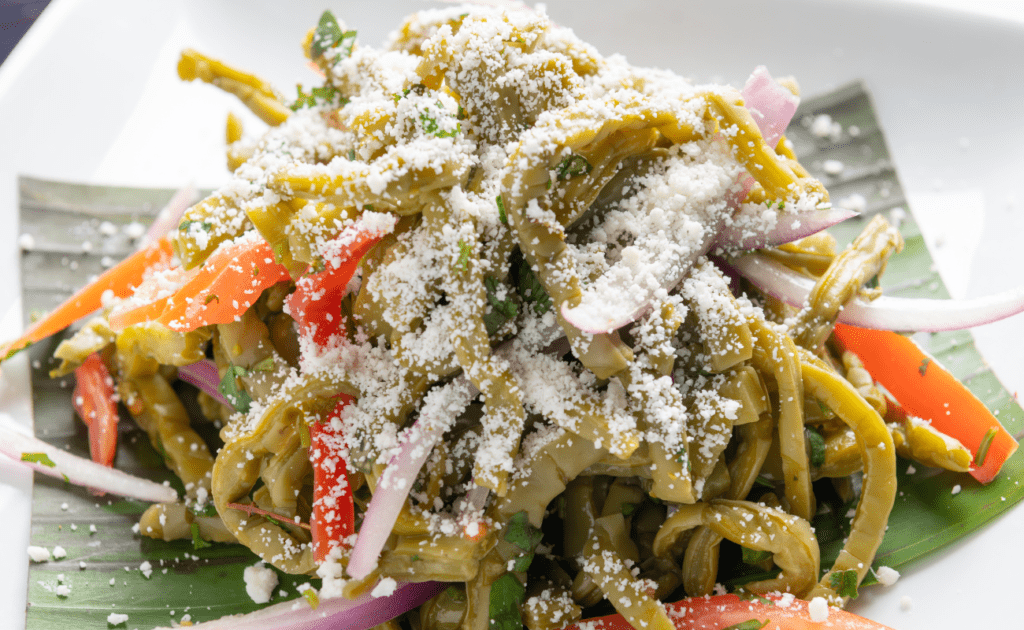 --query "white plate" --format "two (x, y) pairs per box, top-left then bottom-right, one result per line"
(1, 1), (1022, 628)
